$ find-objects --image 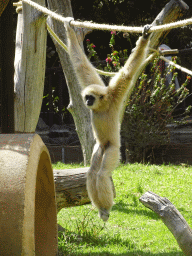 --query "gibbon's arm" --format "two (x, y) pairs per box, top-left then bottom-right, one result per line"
(108, 27), (151, 102)
(64, 18), (105, 89)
